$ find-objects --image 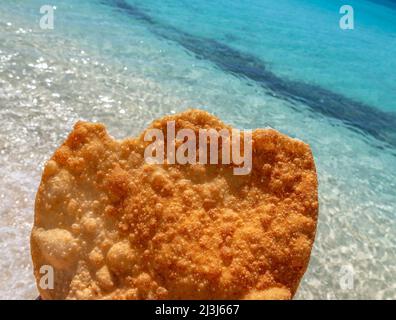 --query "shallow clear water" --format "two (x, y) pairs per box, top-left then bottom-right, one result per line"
(0, 0), (395, 299)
